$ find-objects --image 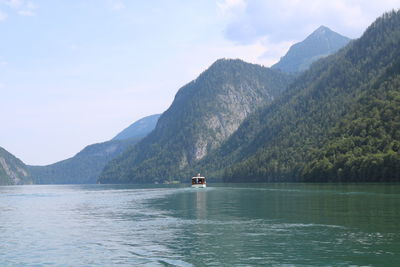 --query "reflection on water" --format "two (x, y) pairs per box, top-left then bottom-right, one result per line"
(0, 184), (400, 266)
(195, 190), (207, 220)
